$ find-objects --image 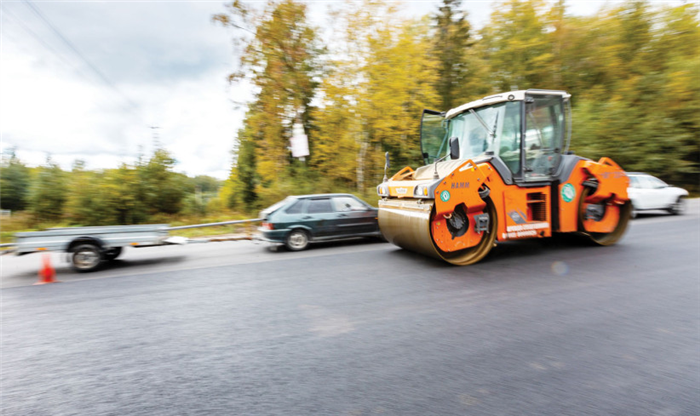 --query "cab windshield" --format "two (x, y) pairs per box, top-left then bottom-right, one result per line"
(421, 102), (522, 172)
(447, 101), (521, 164)
(420, 93), (567, 179)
